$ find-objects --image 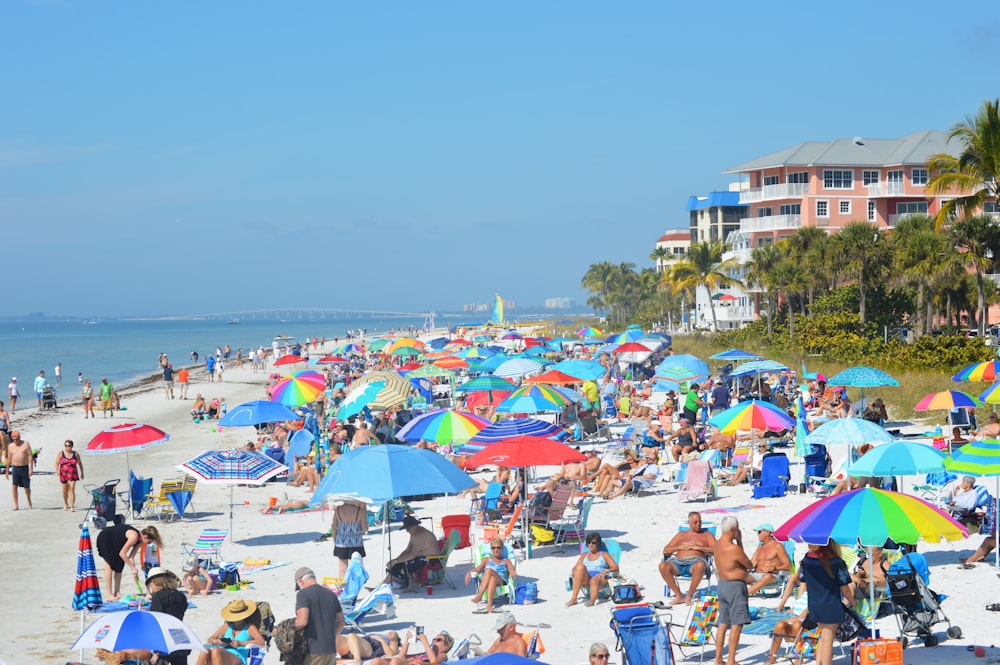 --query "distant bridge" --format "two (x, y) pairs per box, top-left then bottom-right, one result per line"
(136, 308), (433, 321)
